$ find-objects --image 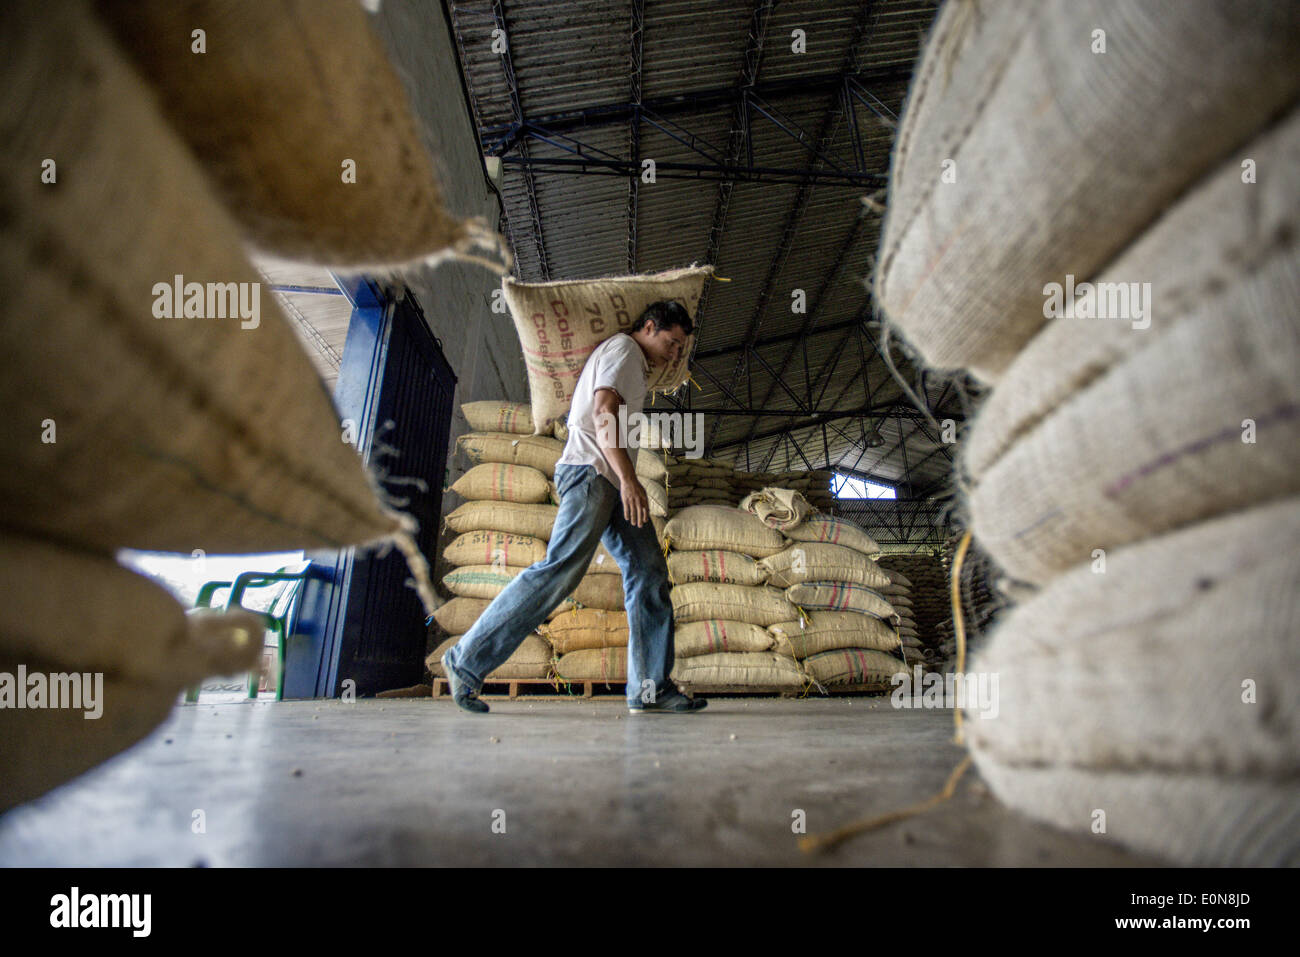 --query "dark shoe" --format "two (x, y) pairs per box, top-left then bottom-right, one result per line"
(443, 657), (489, 714)
(628, 687), (707, 715)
